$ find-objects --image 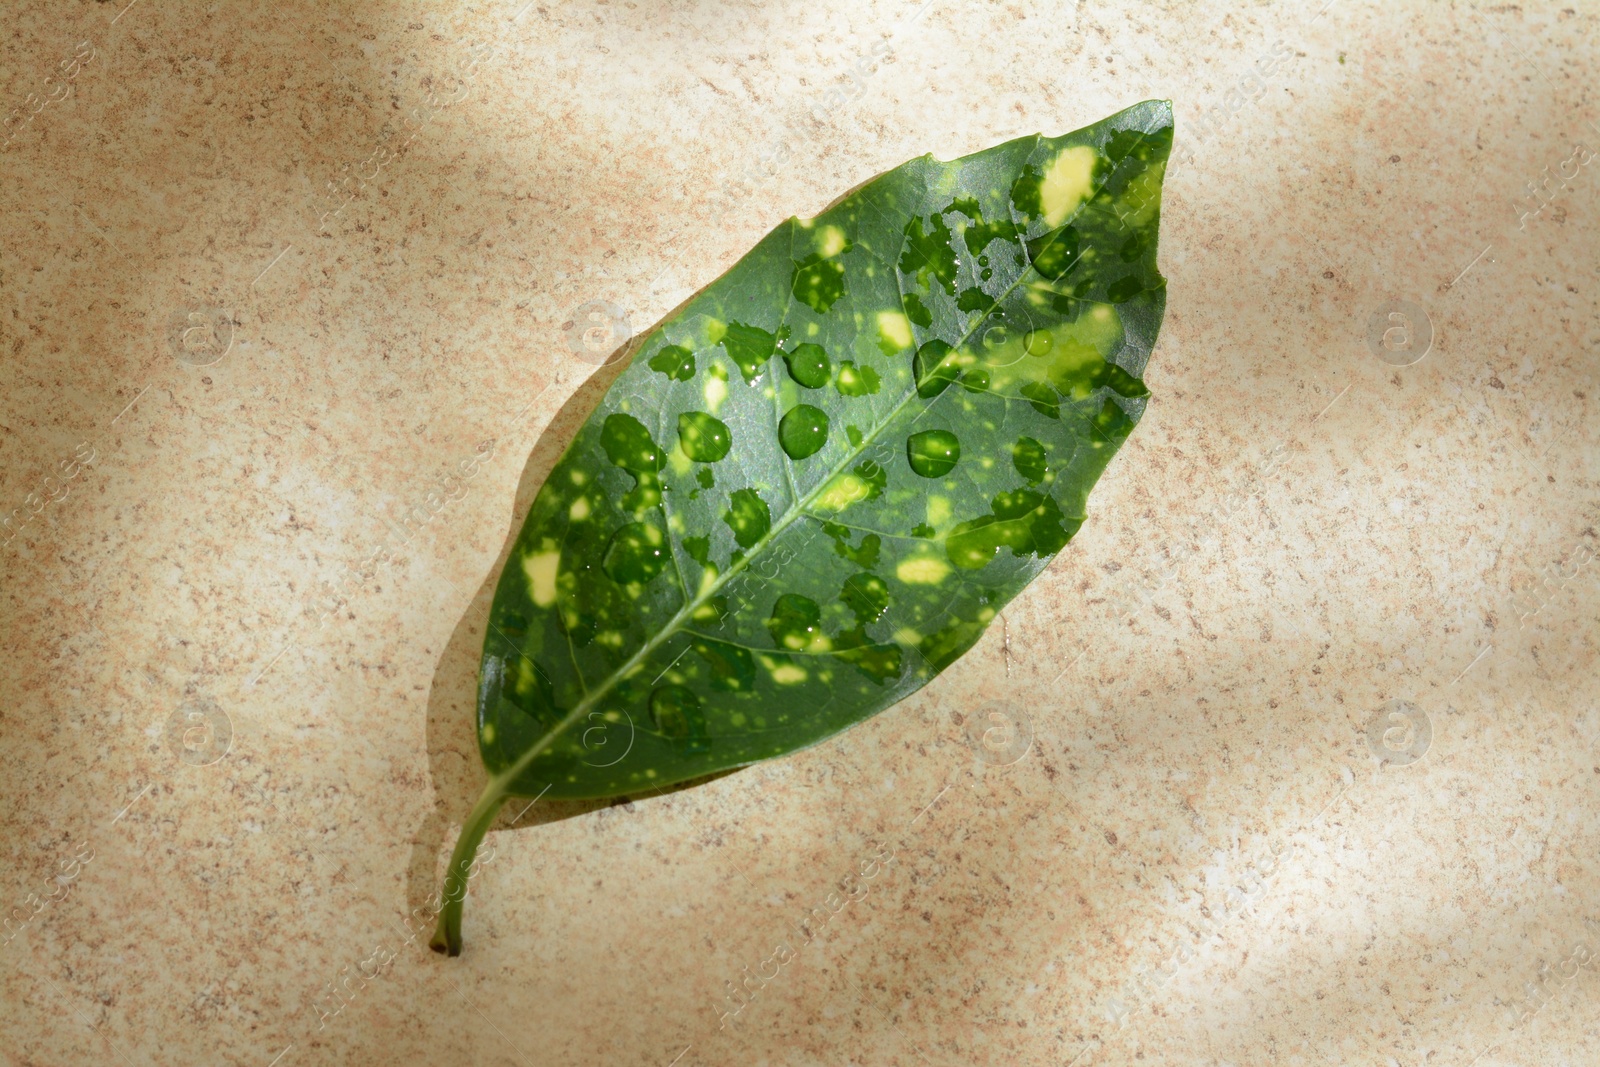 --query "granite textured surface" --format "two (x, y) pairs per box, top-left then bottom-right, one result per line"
(1, 1), (1597, 1065)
